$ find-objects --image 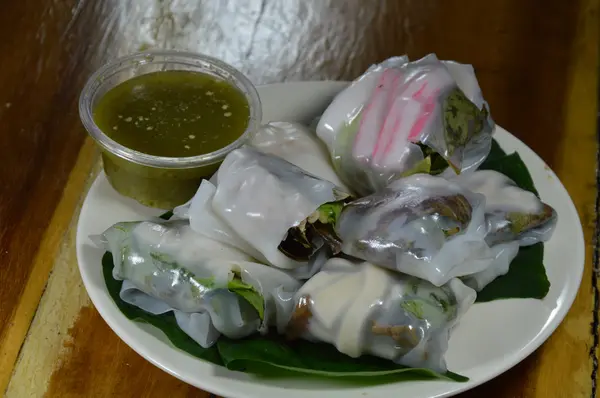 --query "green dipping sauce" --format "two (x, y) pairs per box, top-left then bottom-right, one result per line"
(92, 70), (251, 209)
(94, 71), (250, 157)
